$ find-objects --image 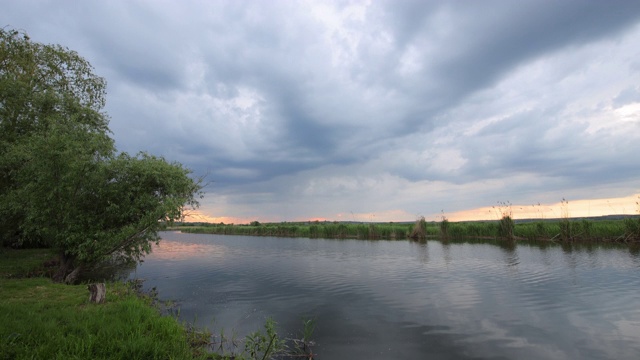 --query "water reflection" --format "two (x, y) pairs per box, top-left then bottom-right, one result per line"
(147, 239), (227, 261)
(131, 233), (640, 360)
